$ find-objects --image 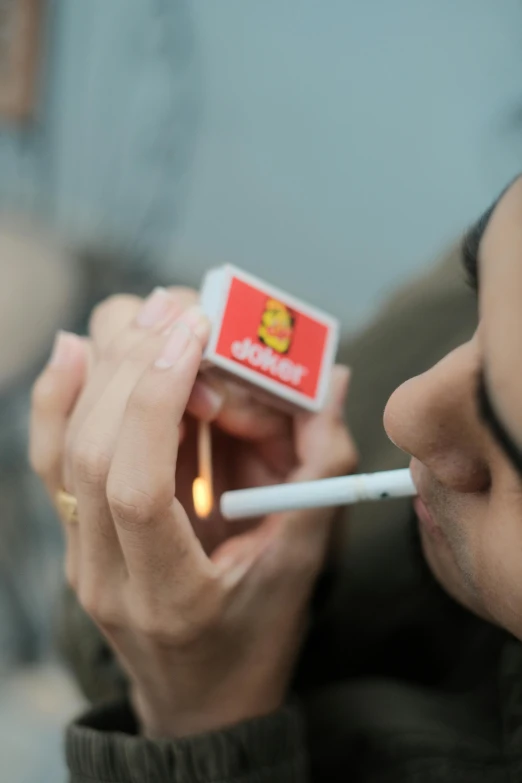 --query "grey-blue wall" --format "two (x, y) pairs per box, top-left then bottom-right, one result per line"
(2, 0), (522, 329)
